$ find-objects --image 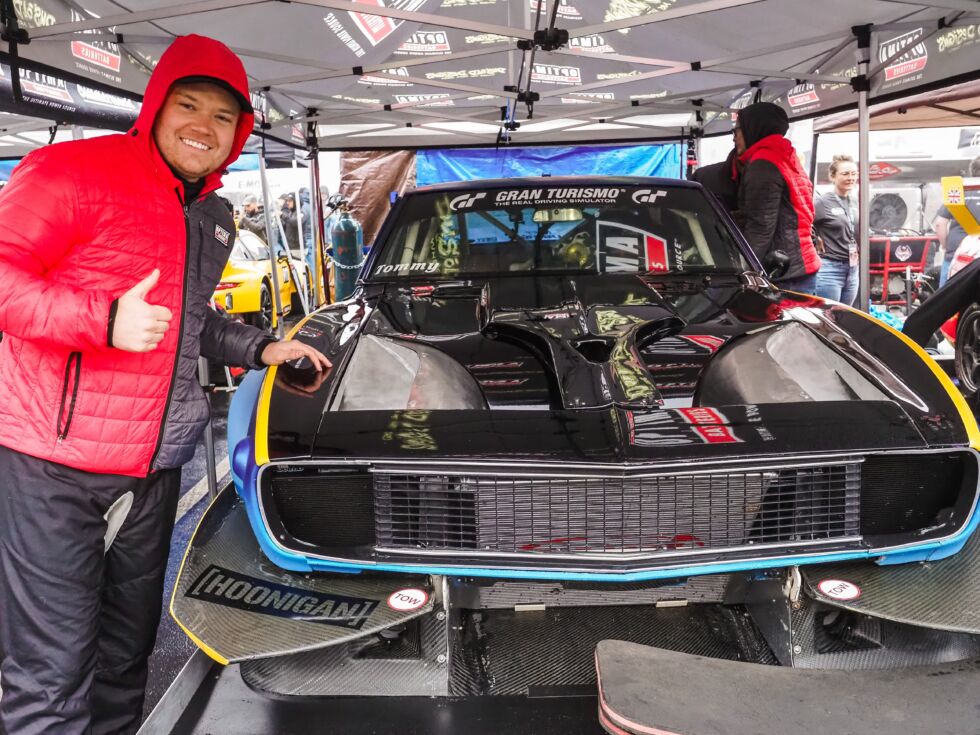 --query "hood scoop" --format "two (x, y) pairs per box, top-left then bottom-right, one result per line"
(481, 279), (686, 410)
